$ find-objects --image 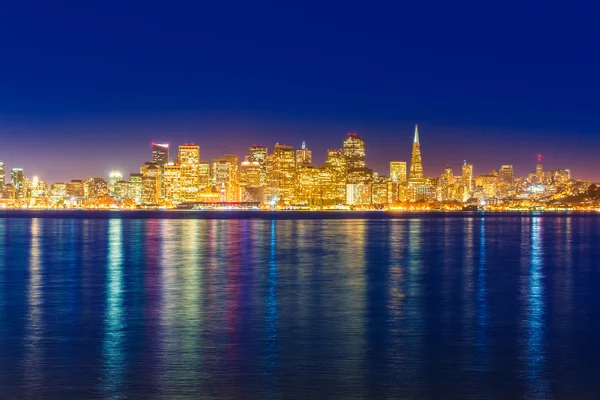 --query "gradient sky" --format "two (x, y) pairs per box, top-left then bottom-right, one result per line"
(1, 1), (599, 182)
